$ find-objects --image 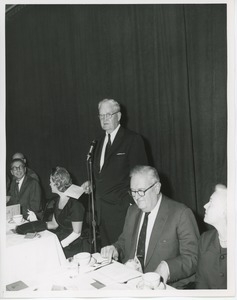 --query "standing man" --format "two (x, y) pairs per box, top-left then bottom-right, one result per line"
(101, 165), (200, 289)
(84, 99), (147, 247)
